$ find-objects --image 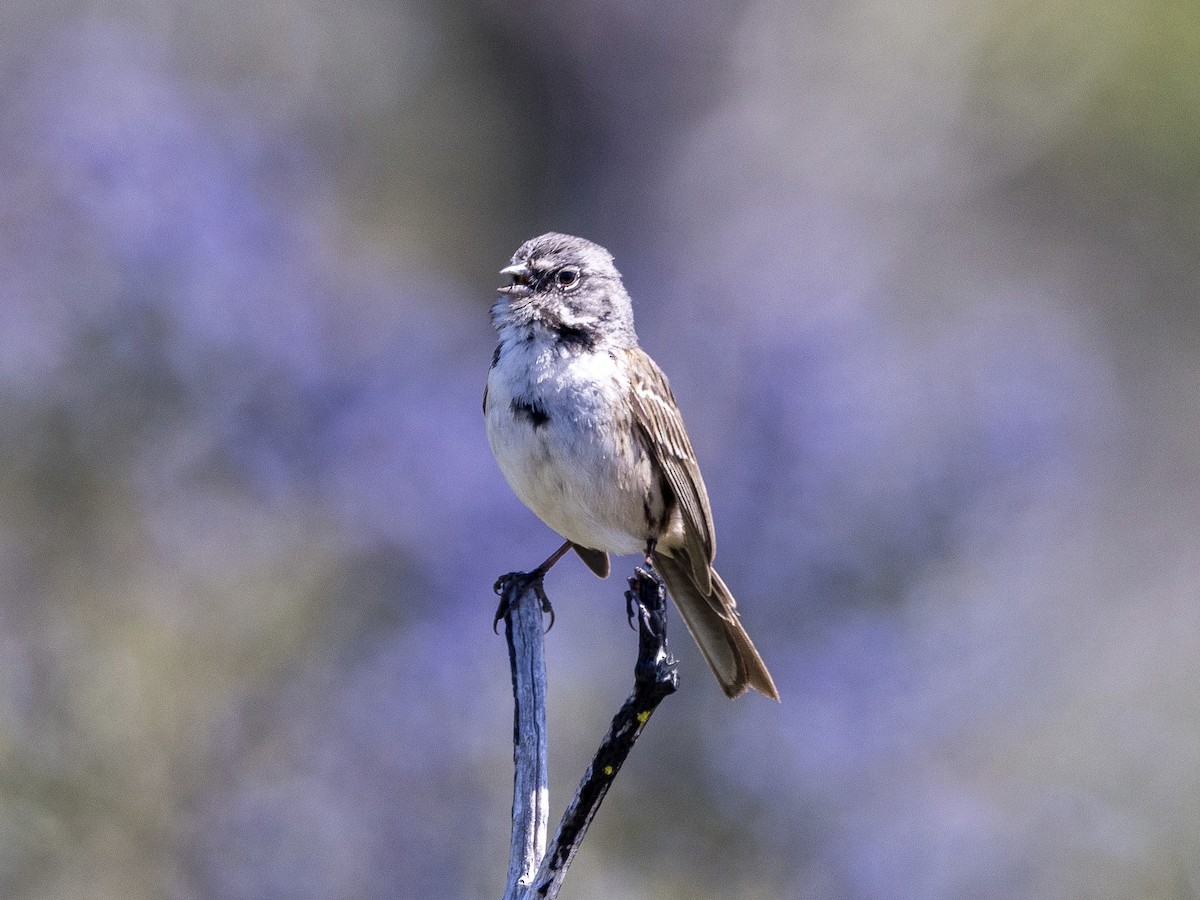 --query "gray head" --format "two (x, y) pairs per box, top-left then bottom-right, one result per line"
(493, 233), (637, 350)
